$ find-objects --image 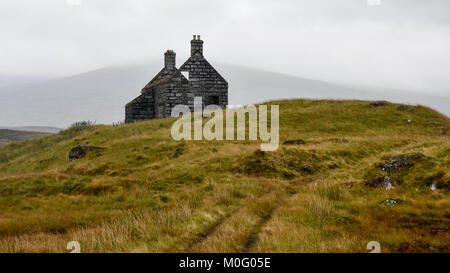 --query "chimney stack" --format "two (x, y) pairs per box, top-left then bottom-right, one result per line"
(191, 34), (203, 56)
(164, 50), (176, 70)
